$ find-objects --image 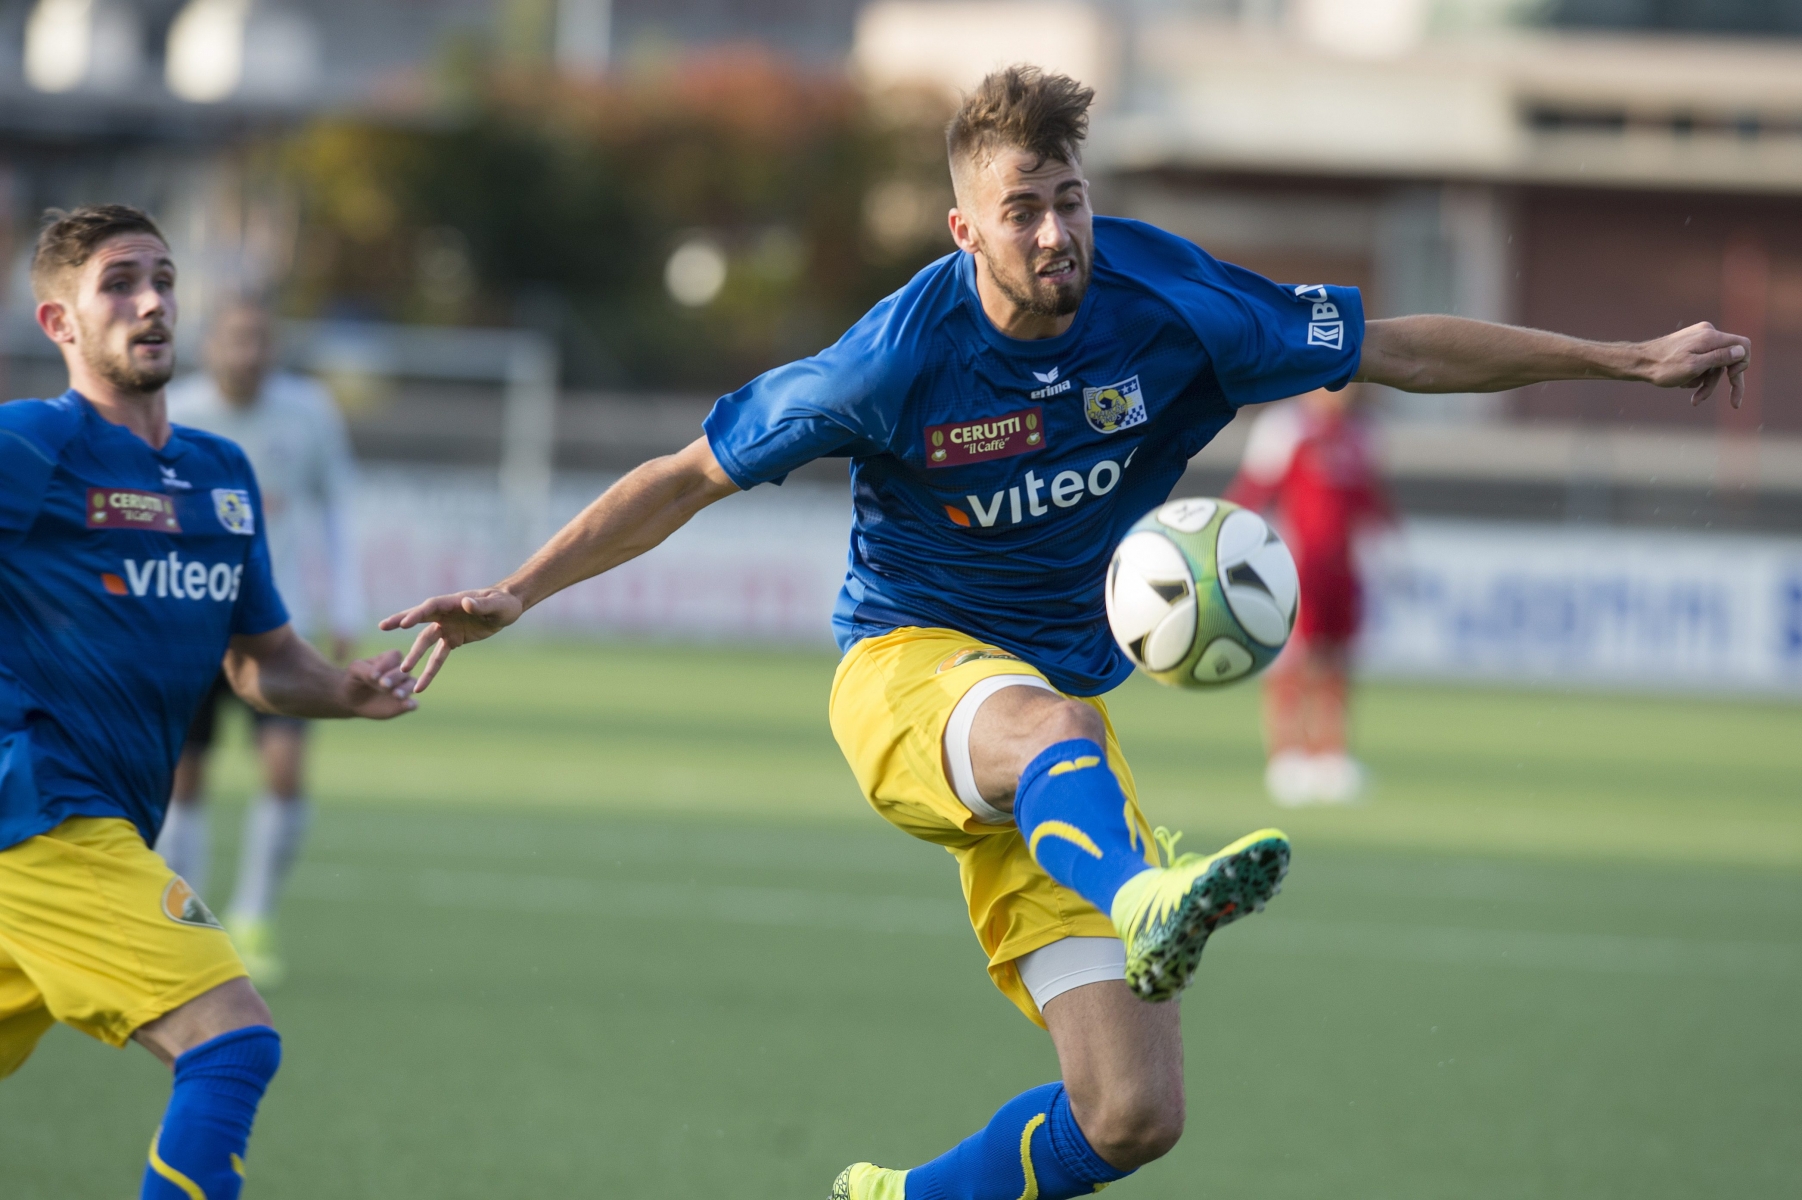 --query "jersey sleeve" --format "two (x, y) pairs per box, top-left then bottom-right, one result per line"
(1120, 221), (1365, 408)
(0, 400), (79, 548)
(230, 470), (290, 637)
(703, 293), (913, 489)
(1201, 263), (1363, 407)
